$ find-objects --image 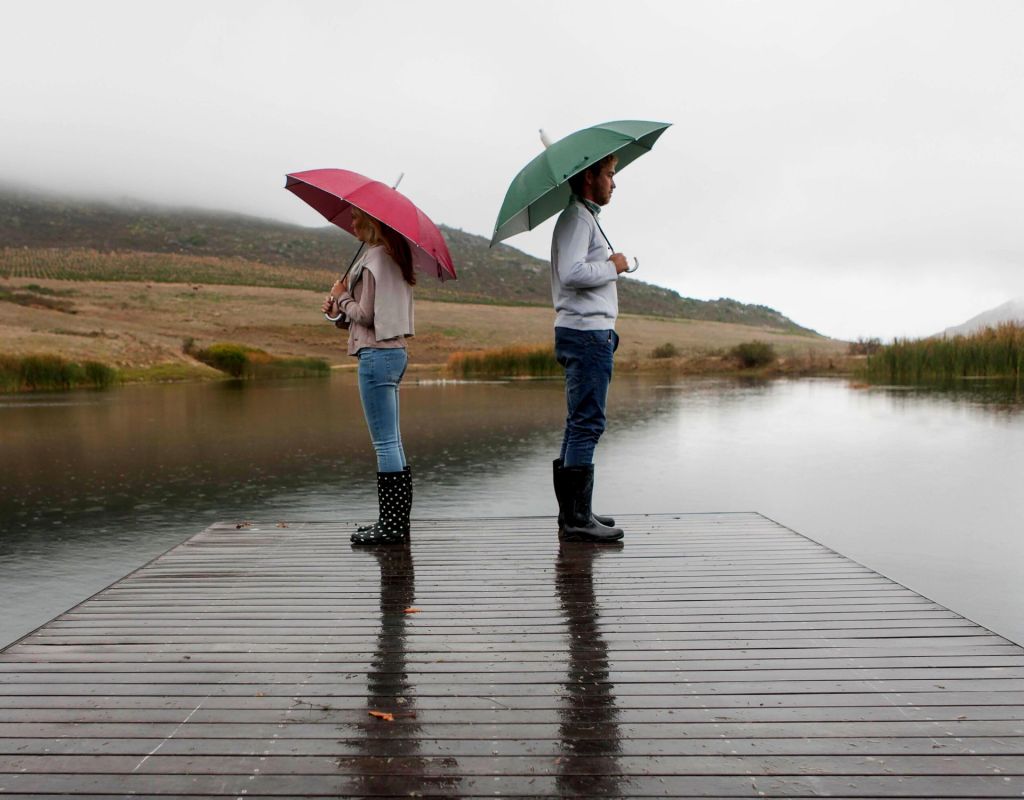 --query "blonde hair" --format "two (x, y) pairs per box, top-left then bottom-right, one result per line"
(351, 207), (386, 247)
(350, 207), (416, 286)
